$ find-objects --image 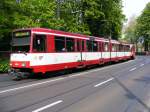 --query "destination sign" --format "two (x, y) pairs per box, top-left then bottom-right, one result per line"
(14, 31), (30, 37)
